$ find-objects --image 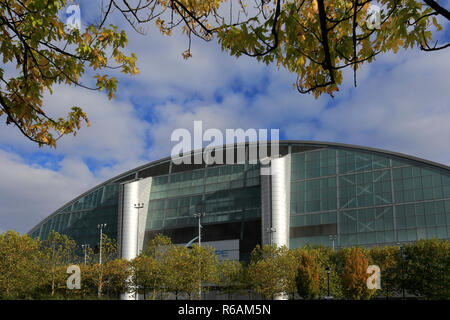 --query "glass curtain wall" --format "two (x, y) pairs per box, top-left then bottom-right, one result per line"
(290, 147), (450, 248)
(146, 163), (261, 234)
(28, 184), (120, 248)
